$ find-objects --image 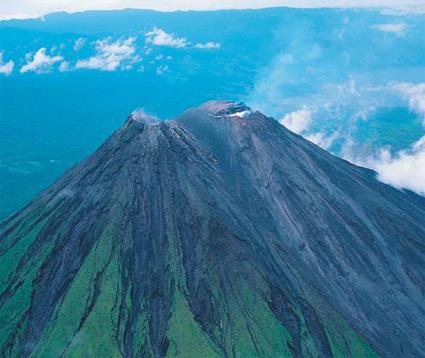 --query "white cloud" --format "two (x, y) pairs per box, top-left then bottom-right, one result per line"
(371, 22), (409, 36)
(59, 61), (70, 72)
(194, 42), (221, 49)
(347, 137), (425, 195)
(374, 143), (425, 195)
(306, 131), (338, 150)
(156, 64), (169, 75)
(20, 48), (63, 73)
(301, 80), (425, 196)
(0, 52), (14, 75)
(145, 28), (188, 48)
(392, 82), (425, 124)
(280, 106), (312, 133)
(76, 37), (138, 71)
(73, 37), (86, 51)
